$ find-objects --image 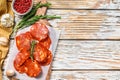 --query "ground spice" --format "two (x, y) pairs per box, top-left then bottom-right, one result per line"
(14, 0), (32, 14)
